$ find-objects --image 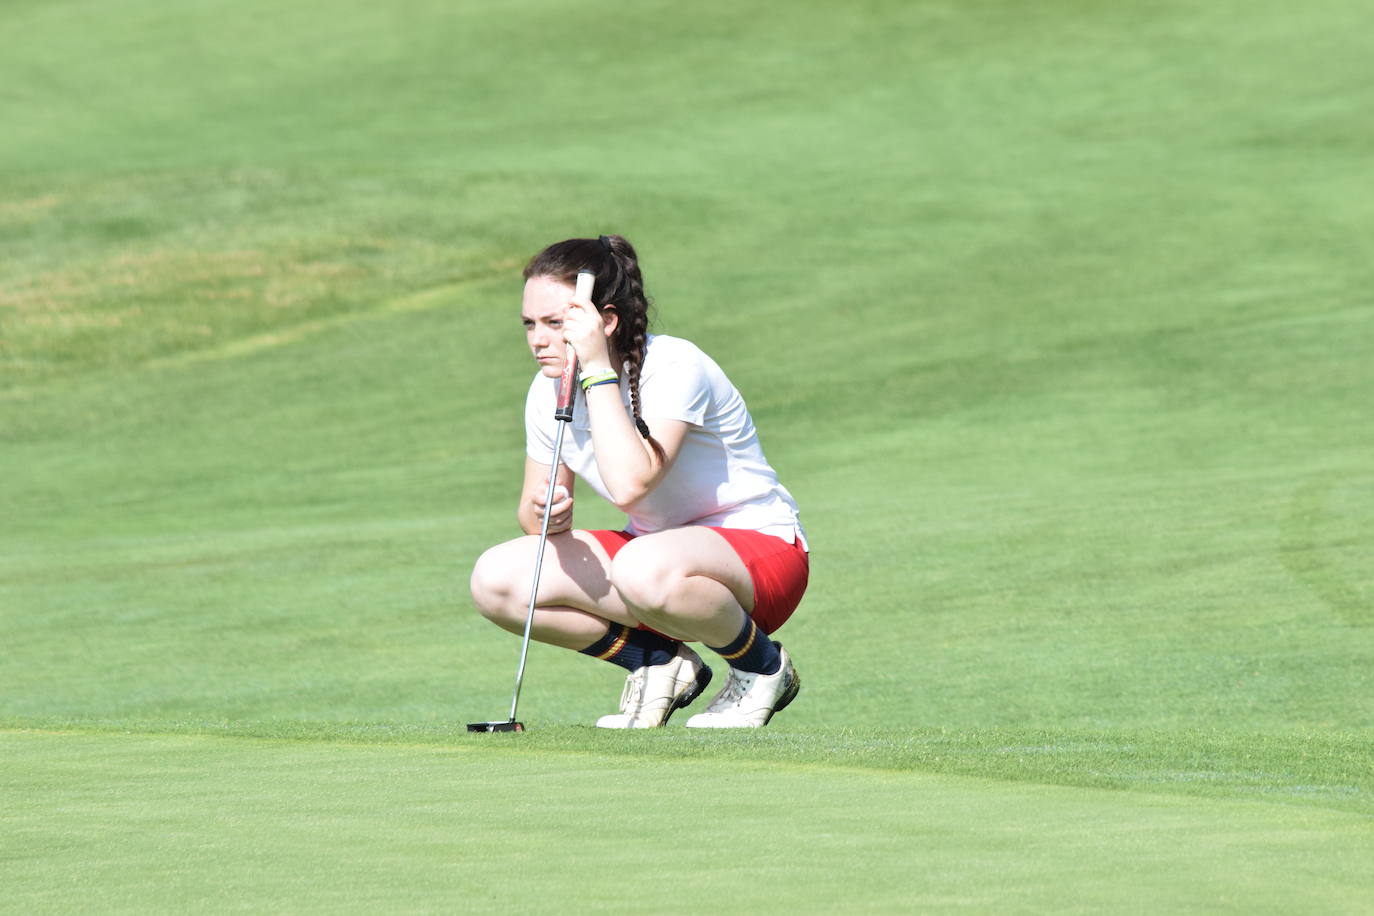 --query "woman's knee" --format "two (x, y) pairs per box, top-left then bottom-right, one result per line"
(469, 540), (528, 620)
